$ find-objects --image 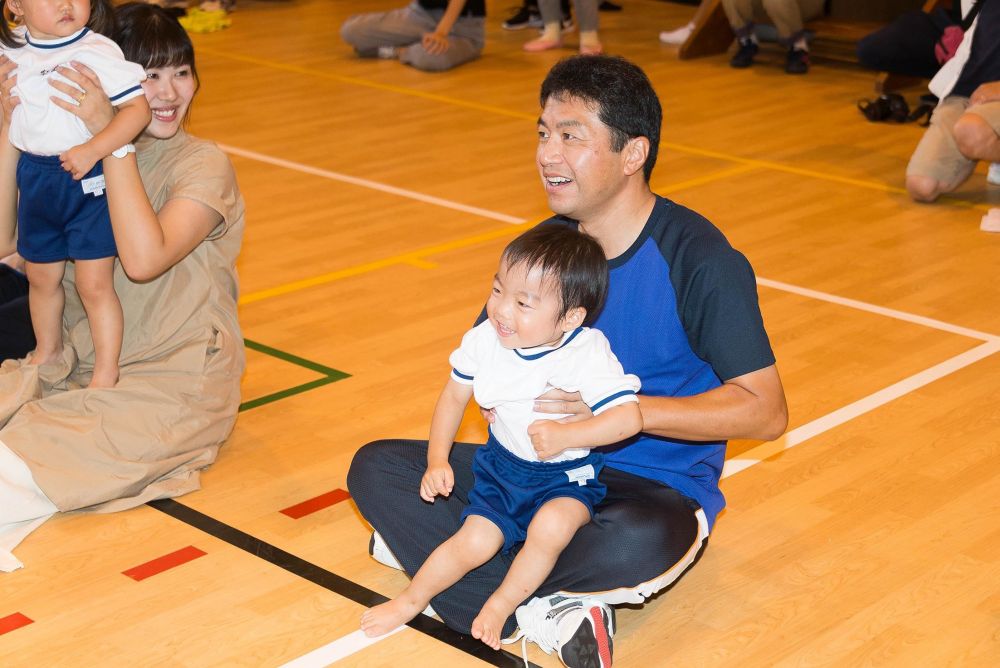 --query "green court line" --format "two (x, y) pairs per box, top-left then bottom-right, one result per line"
(239, 338), (350, 413)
